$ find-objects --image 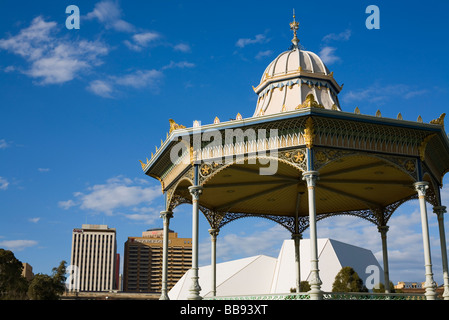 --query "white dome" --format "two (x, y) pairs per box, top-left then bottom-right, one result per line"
(261, 49), (330, 81)
(252, 47), (343, 117)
